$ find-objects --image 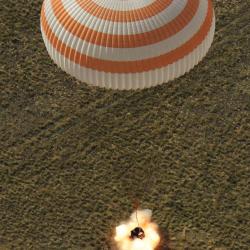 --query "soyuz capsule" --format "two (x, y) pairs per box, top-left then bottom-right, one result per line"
(130, 227), (145, 240)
